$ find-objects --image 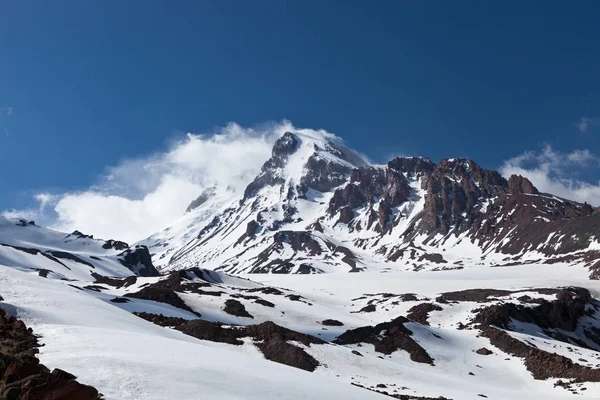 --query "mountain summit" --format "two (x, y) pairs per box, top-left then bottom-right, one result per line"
(138, 131), (600, 278)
